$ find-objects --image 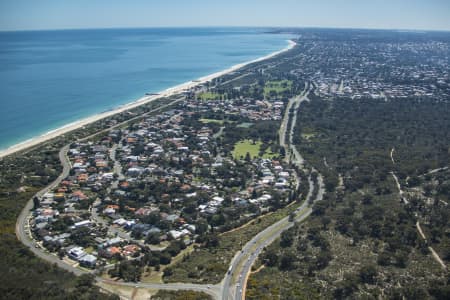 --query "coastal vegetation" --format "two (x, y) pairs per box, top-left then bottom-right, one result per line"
(0, 153), (118, 299)
(0, 96), (179, 299)
(163, 200), (305, 284)
(1, 28), (450, 300)
(151, 290), (212, 300)
(247, 95), (450, 299)
(1, 45), (301, 297)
